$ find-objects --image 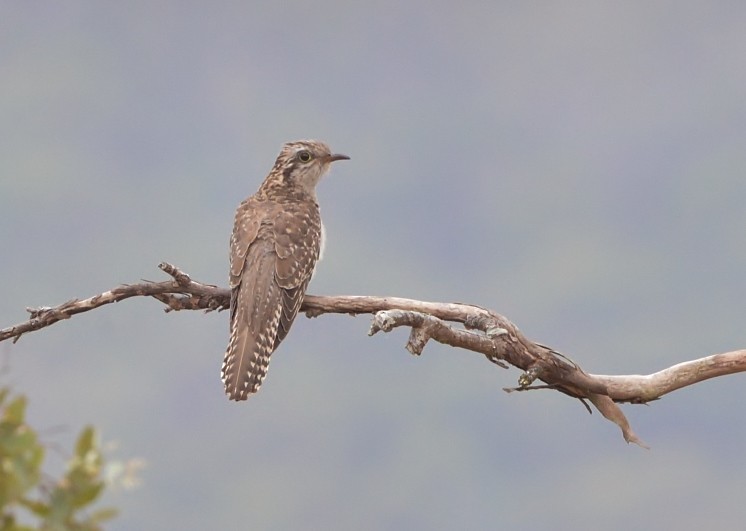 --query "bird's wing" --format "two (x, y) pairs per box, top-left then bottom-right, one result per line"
(228, 197), (265, 326)
(223, 197), (278, 400)
(221, 200), (321, 400)
(271, 206), (322, 347)
(223, 237), (282, 400)
(229, 197), (263, 288)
